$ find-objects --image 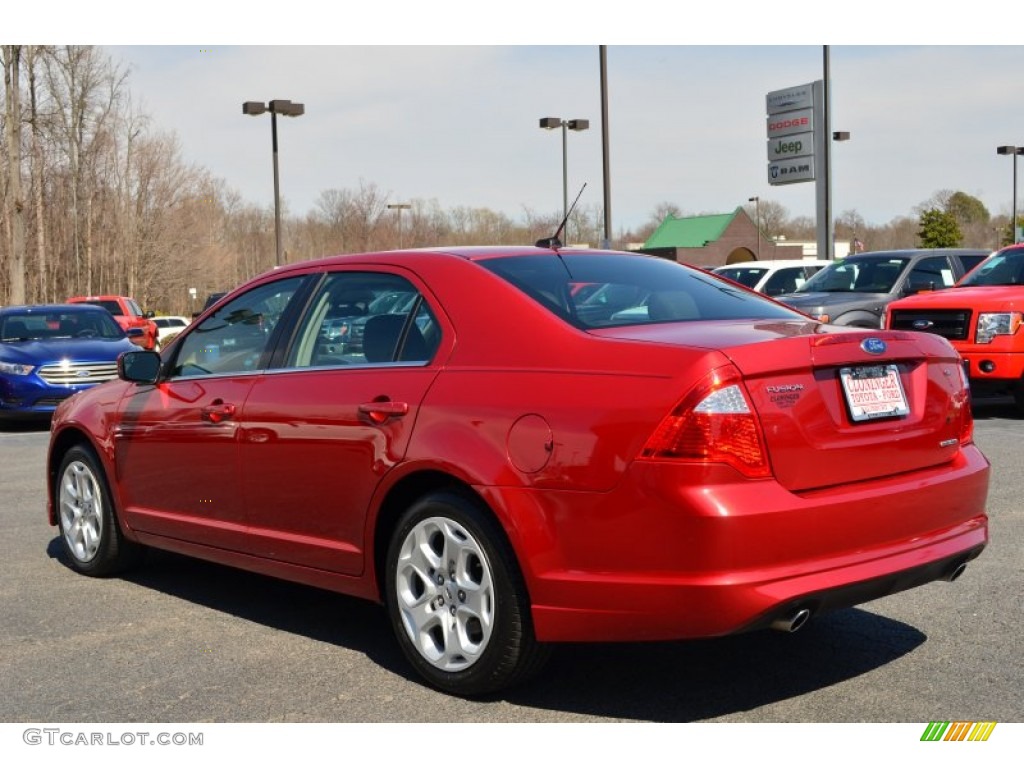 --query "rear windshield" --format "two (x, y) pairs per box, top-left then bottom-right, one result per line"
(479, 253), (801, 329)
(79, 300), (122, 315)
(713, 266), (769, 289)
(959, 248), (1024, 287)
